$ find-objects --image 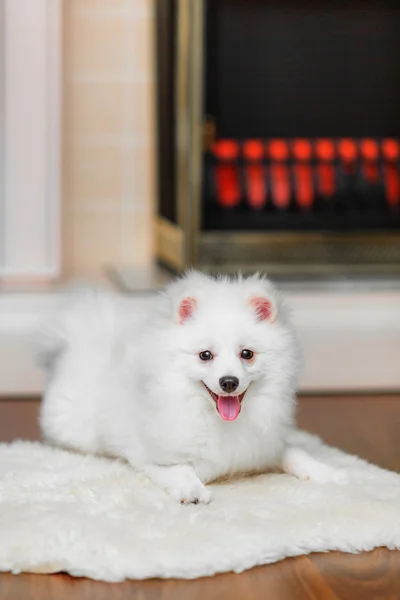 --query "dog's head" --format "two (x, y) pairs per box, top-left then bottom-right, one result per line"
(160, 271), (299, 421)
